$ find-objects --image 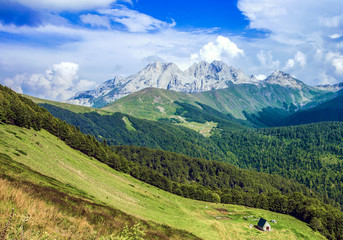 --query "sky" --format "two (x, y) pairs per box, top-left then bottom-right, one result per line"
(1, 0), (343, 101)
